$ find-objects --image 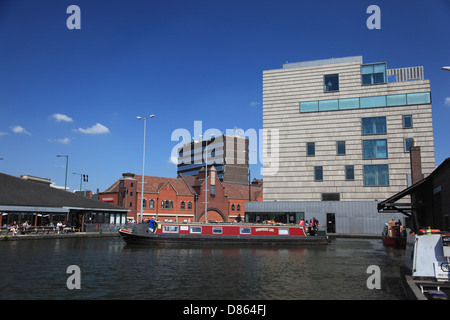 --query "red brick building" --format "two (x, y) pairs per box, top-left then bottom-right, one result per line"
(99, 167), (263, 223)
